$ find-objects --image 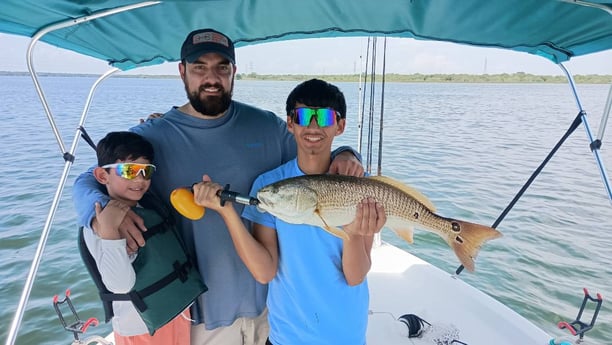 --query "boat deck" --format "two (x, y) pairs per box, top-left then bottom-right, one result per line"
(366, 243), (551, 345)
